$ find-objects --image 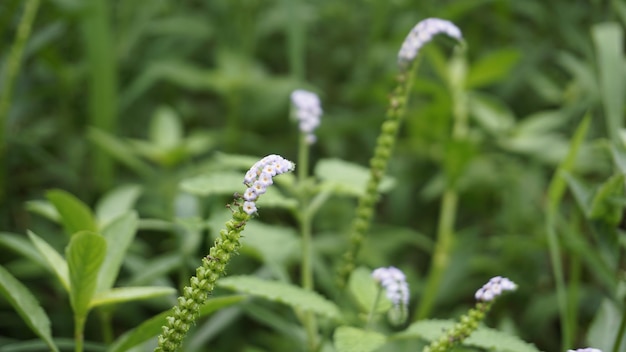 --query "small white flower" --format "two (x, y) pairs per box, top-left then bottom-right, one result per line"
(567, 349), (602, 352)
(398, 18), (463, 65)
(475, 276), (517, 302)
(290, 89), (323, 145)
(372, 267), (409, 307)
(243, 188), (257, 201)
(252, 181), (267, 195)
(243, 201), (257, 215)
(257, 171), (273, 186)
